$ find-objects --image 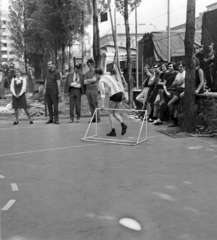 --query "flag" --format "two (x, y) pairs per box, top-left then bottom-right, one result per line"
(100, 12), (108, 22)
